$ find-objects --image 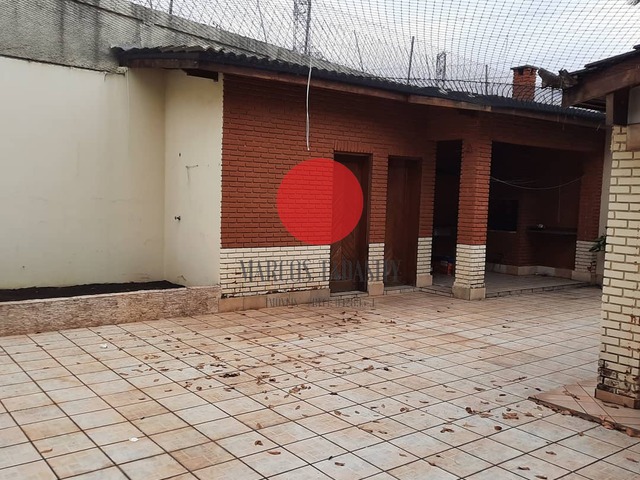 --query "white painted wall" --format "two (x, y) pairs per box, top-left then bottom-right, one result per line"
(0, 57), (223, 289)
(164, 71), (223, 286)
(0, 57), (166, 289)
